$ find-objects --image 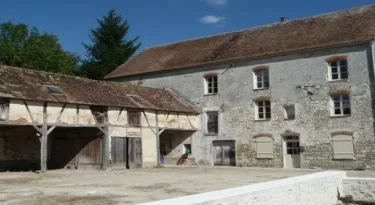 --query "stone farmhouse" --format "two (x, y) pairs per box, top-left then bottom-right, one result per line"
(0, 66), (199, 172)
(105, 4), (375, 170)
